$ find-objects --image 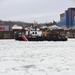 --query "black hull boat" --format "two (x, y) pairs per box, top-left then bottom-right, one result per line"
(12, 24), (68, 41)
(14, 28), (68, 41)
(15, 34), (67, 41)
